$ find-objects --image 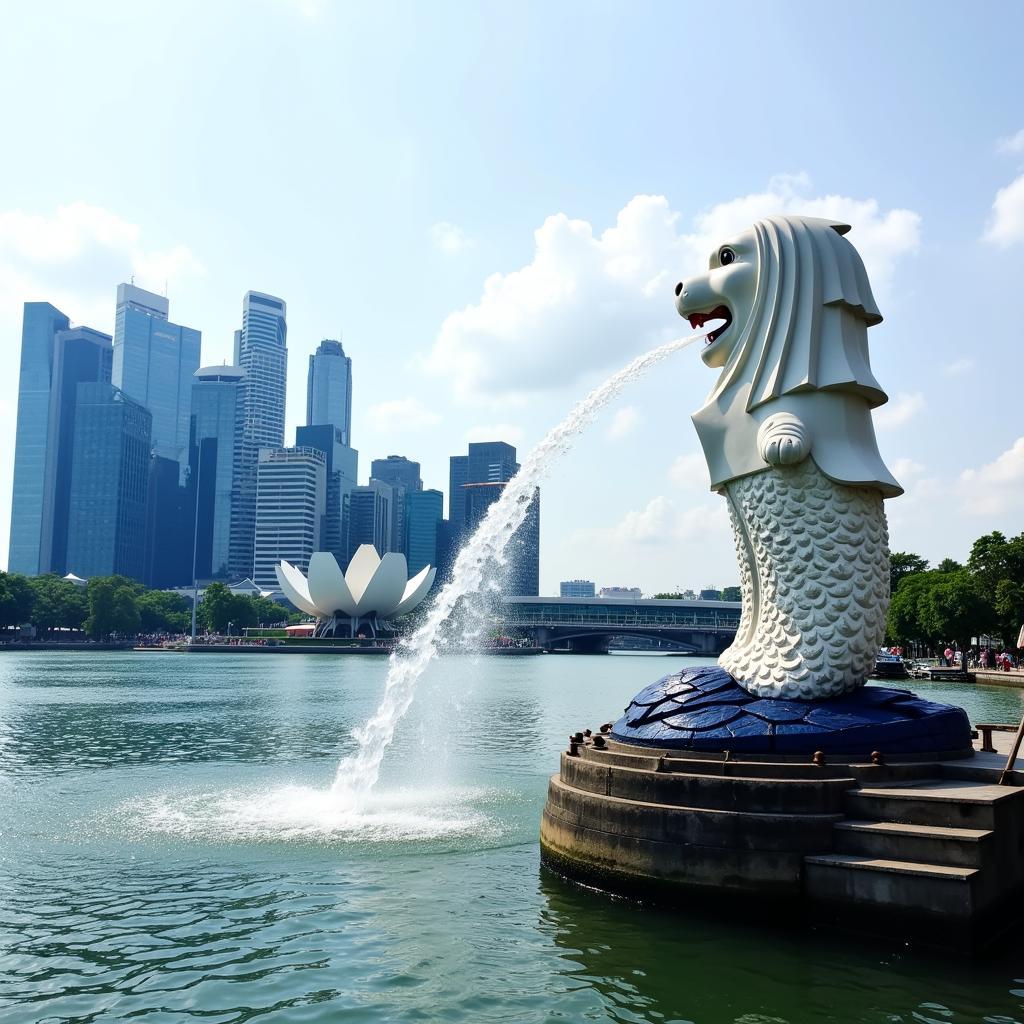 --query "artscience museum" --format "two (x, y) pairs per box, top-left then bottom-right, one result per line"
(274, 545), (436, 638)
